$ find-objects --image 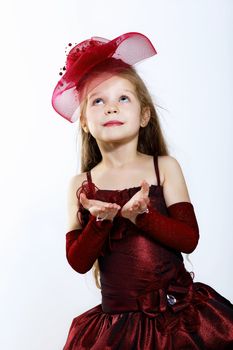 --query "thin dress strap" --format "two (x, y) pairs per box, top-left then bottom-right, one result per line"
(86, 170), (96, 197)
(153, 155), (161, 186)
(86, 170), (92, 185)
